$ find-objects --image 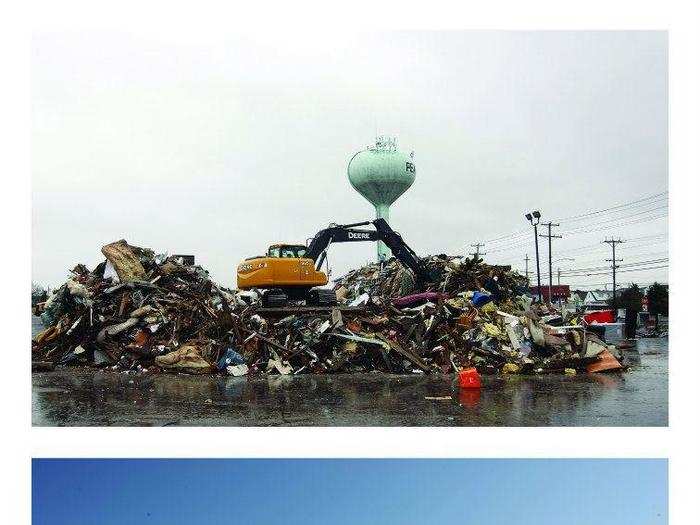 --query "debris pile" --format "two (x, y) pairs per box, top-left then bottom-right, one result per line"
(32, 240), (239, 374)
(329, 256), (624, 375)
(33, 243), (626, 377)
